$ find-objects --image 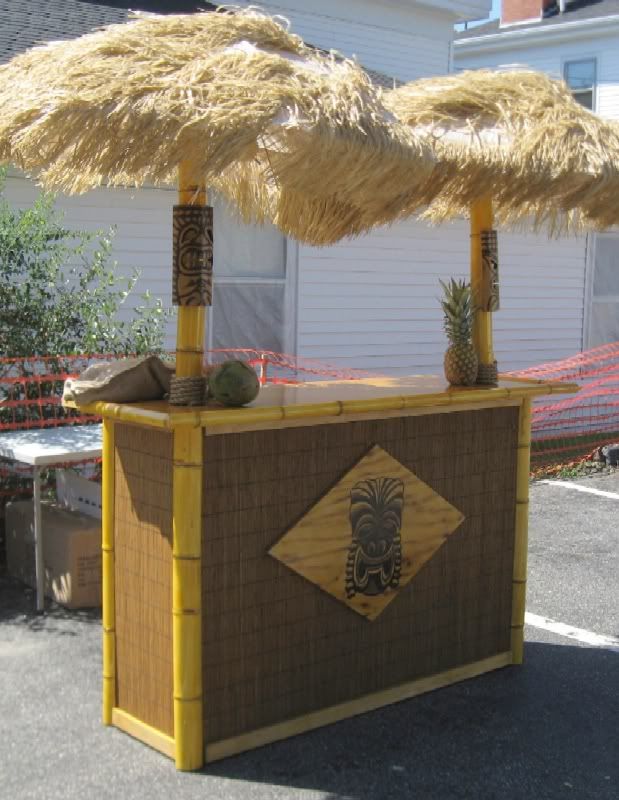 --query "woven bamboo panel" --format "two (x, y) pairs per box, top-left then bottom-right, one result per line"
(114, 424), (174, 736)
(201, 407), (518, 743)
